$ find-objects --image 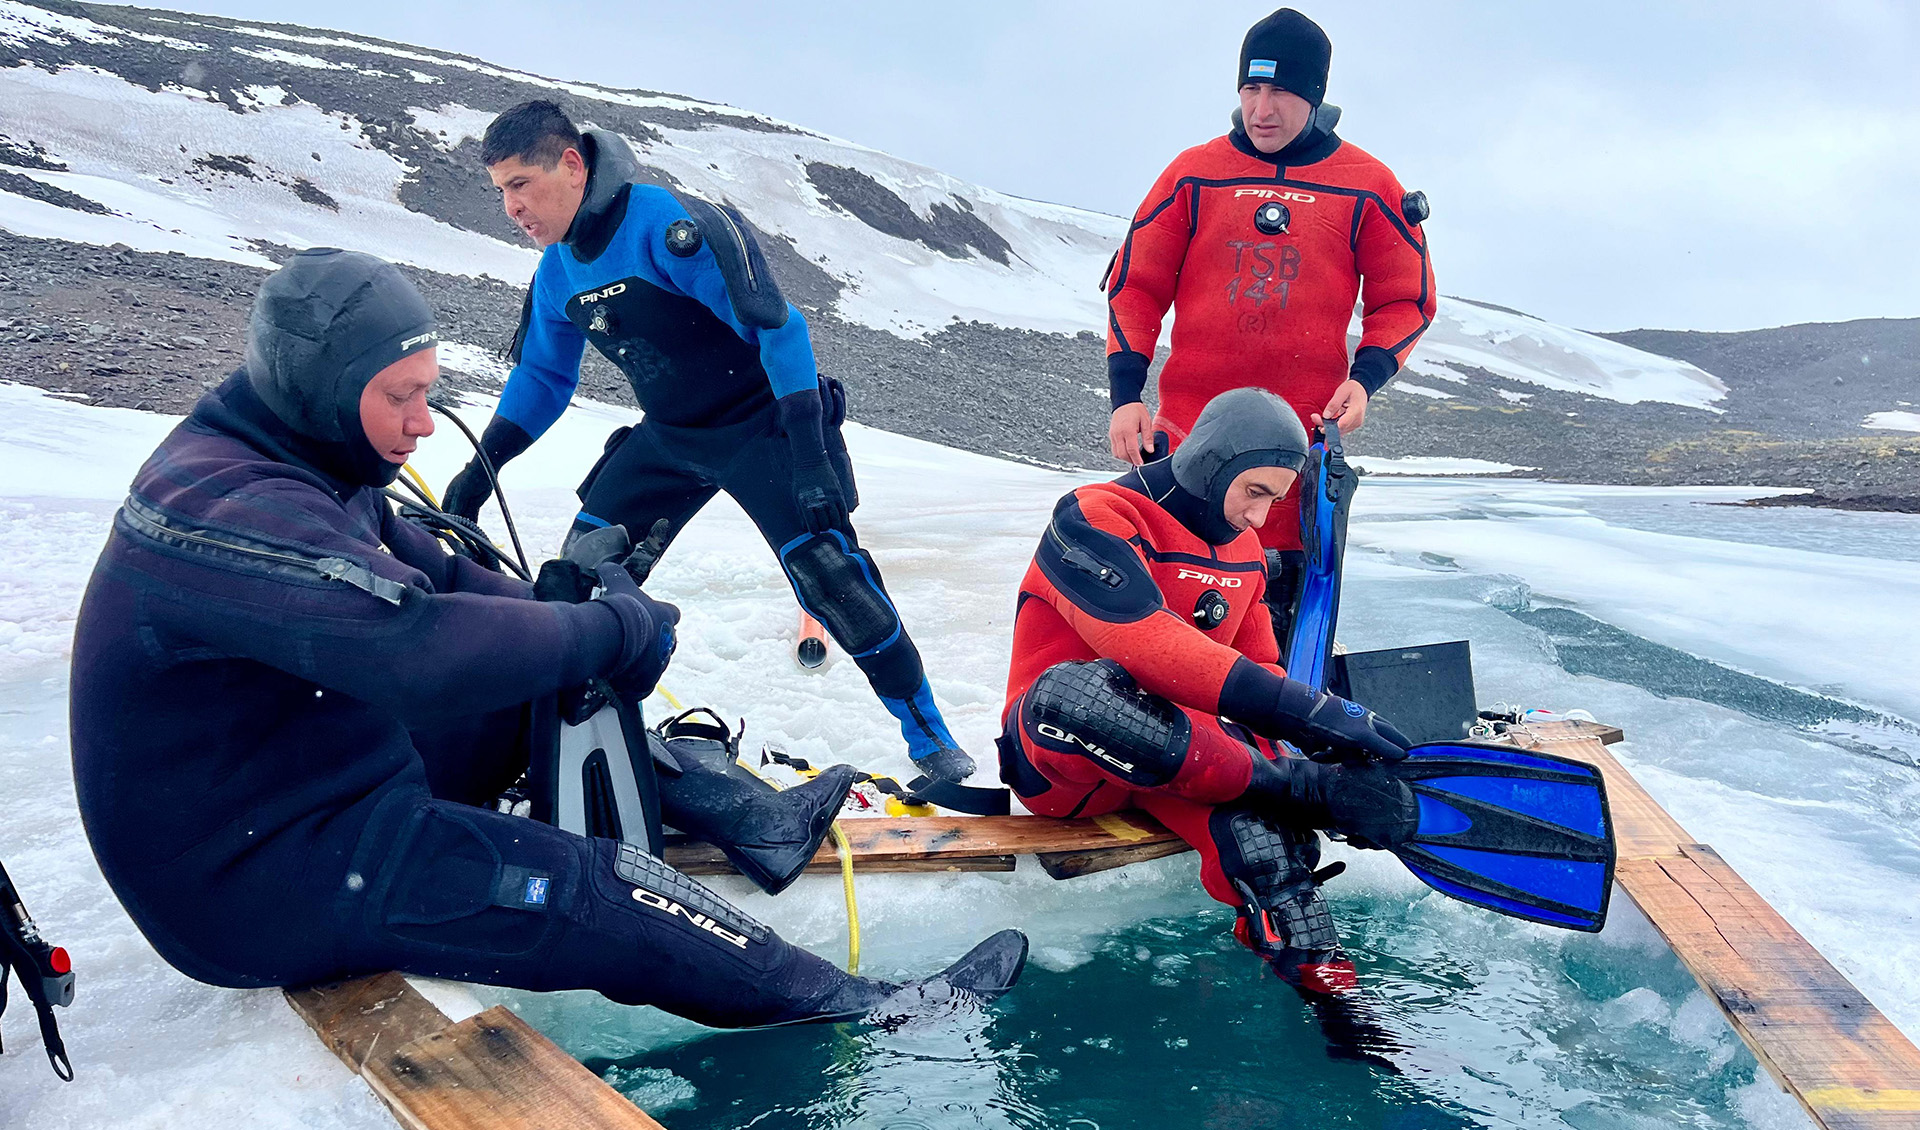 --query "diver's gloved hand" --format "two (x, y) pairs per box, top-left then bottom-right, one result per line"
(777, 388), (849, 533)
(595, 560), (680, 700)
(535, 524), (633, 603)
(1231, 667), (1412, 764)
(621, 518), (675, 587)
(440, 462), (493, 522)
(791, 456), (849, 533)
(1243, 753), (1418, 850)
(441, 417), (535, 521)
